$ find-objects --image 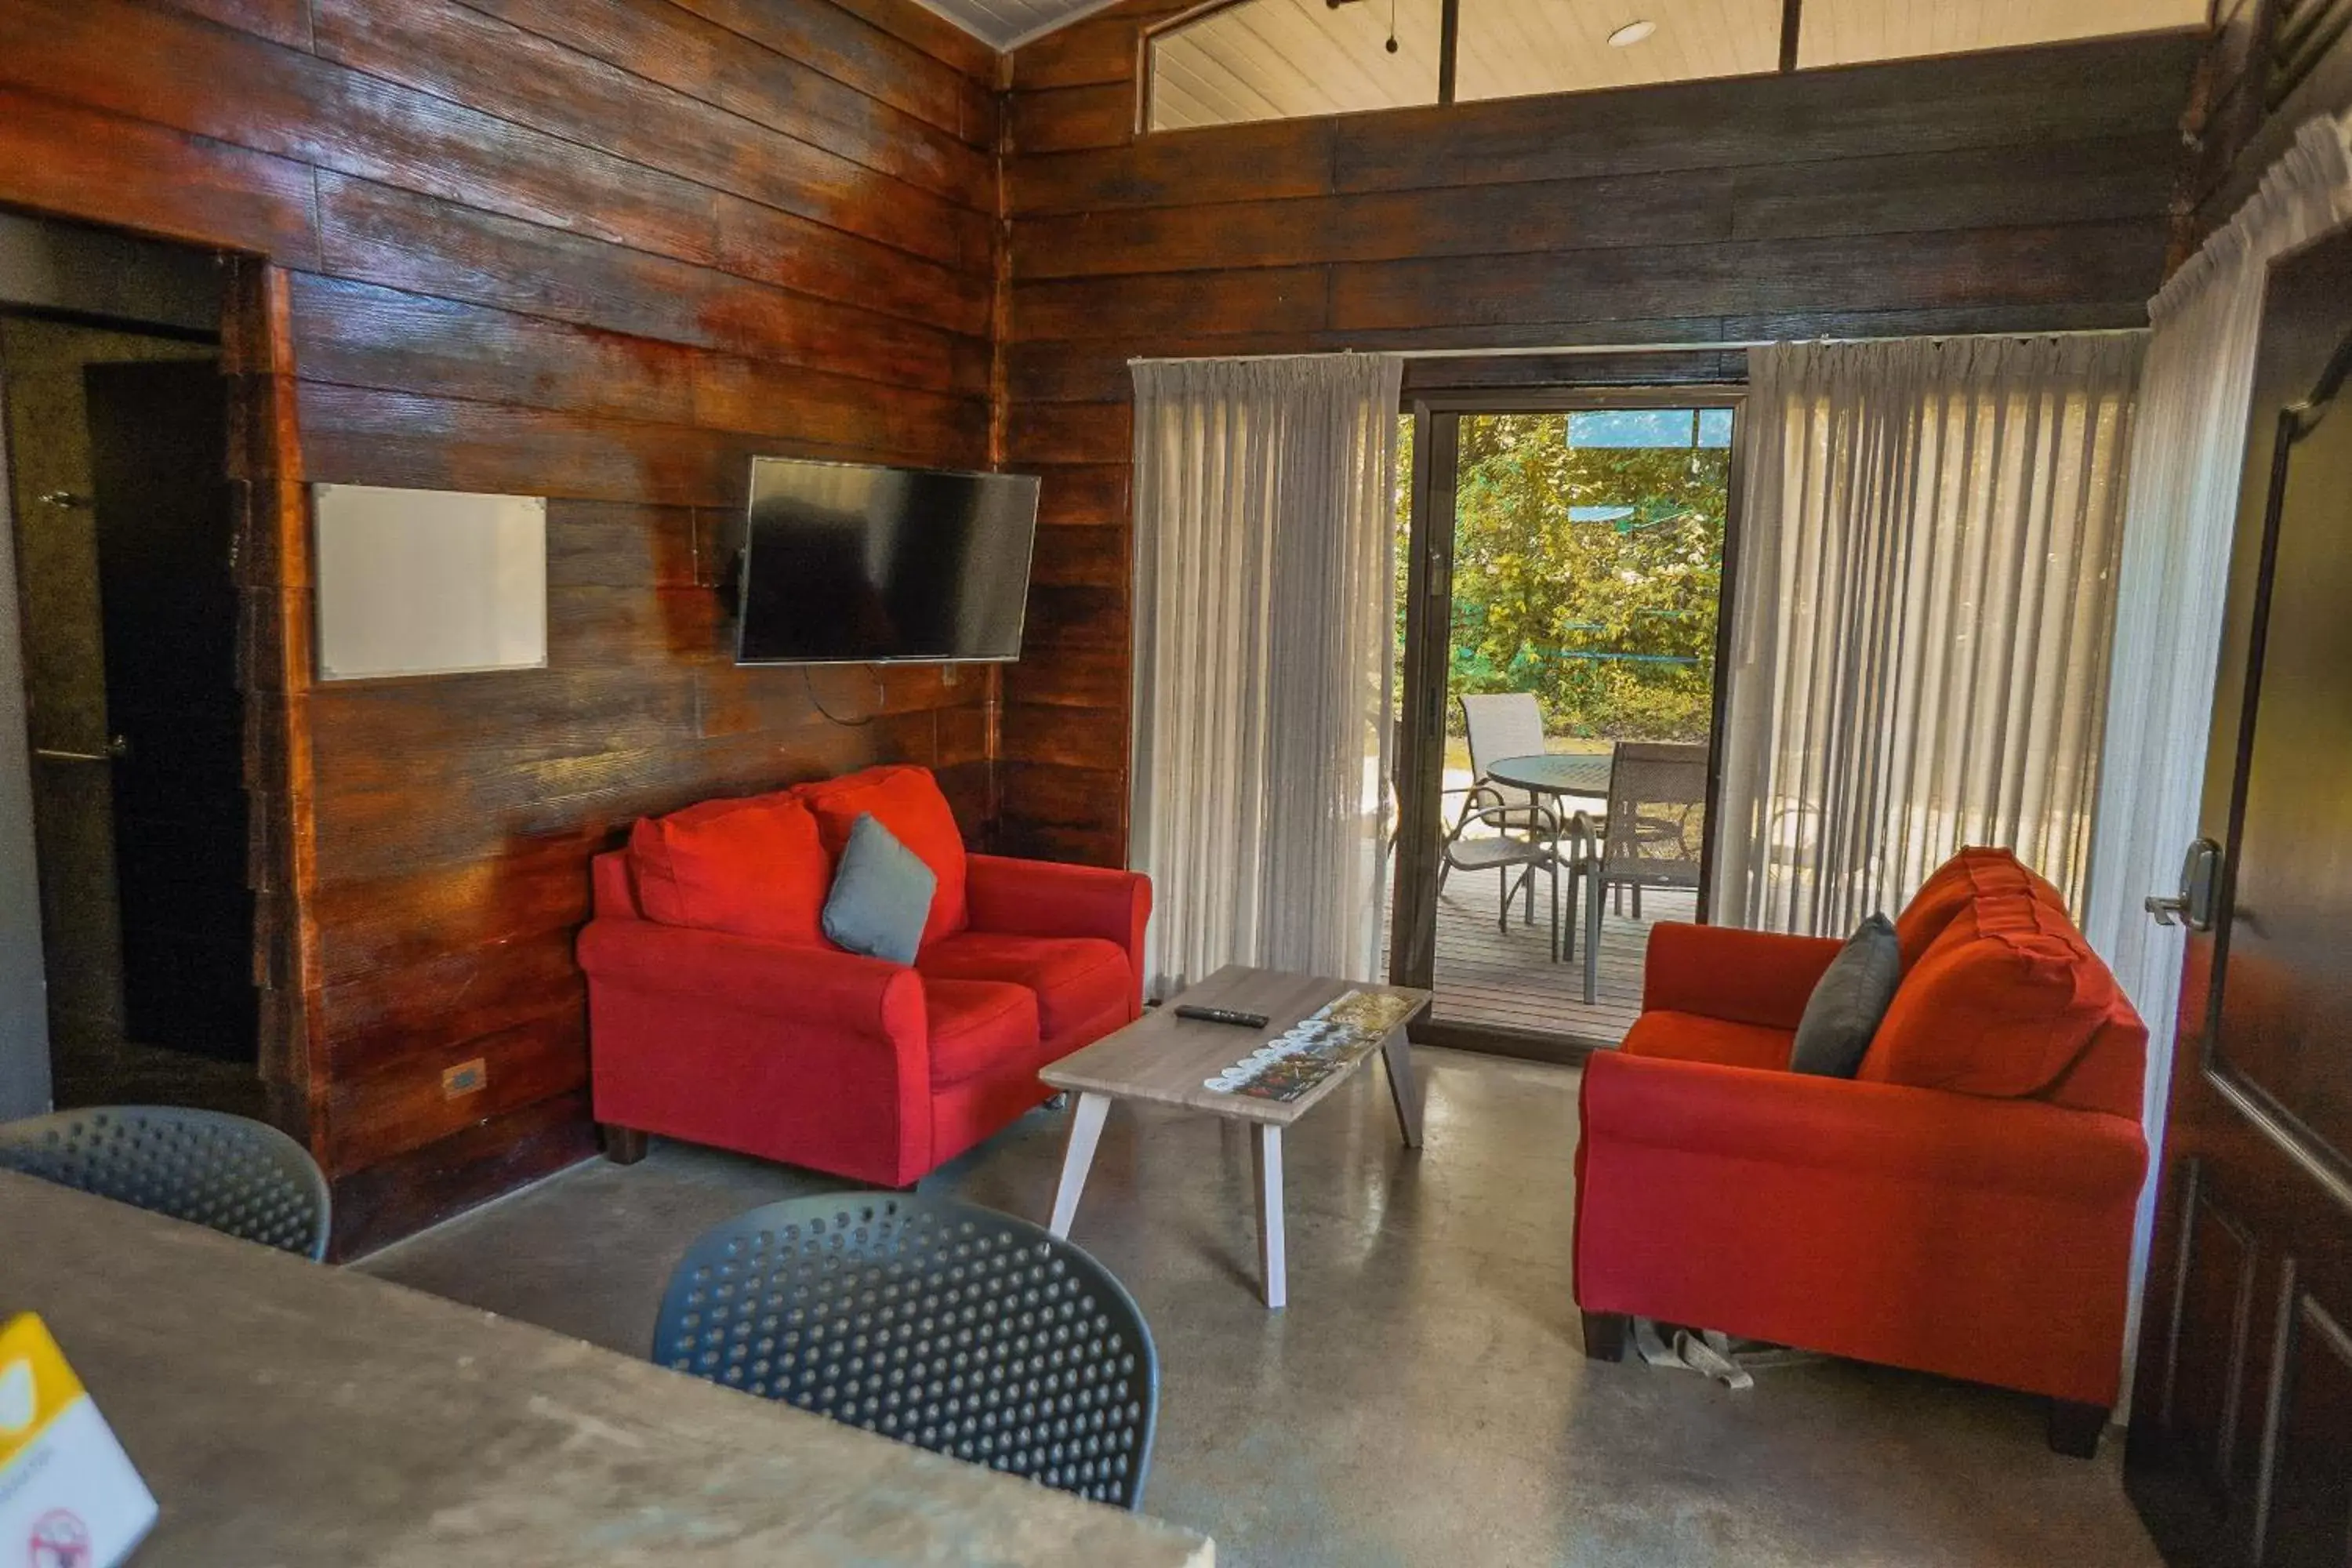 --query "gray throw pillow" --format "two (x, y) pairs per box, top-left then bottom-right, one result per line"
(821, 812), (936, 965)
(1788, 913), (1902, 1077)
